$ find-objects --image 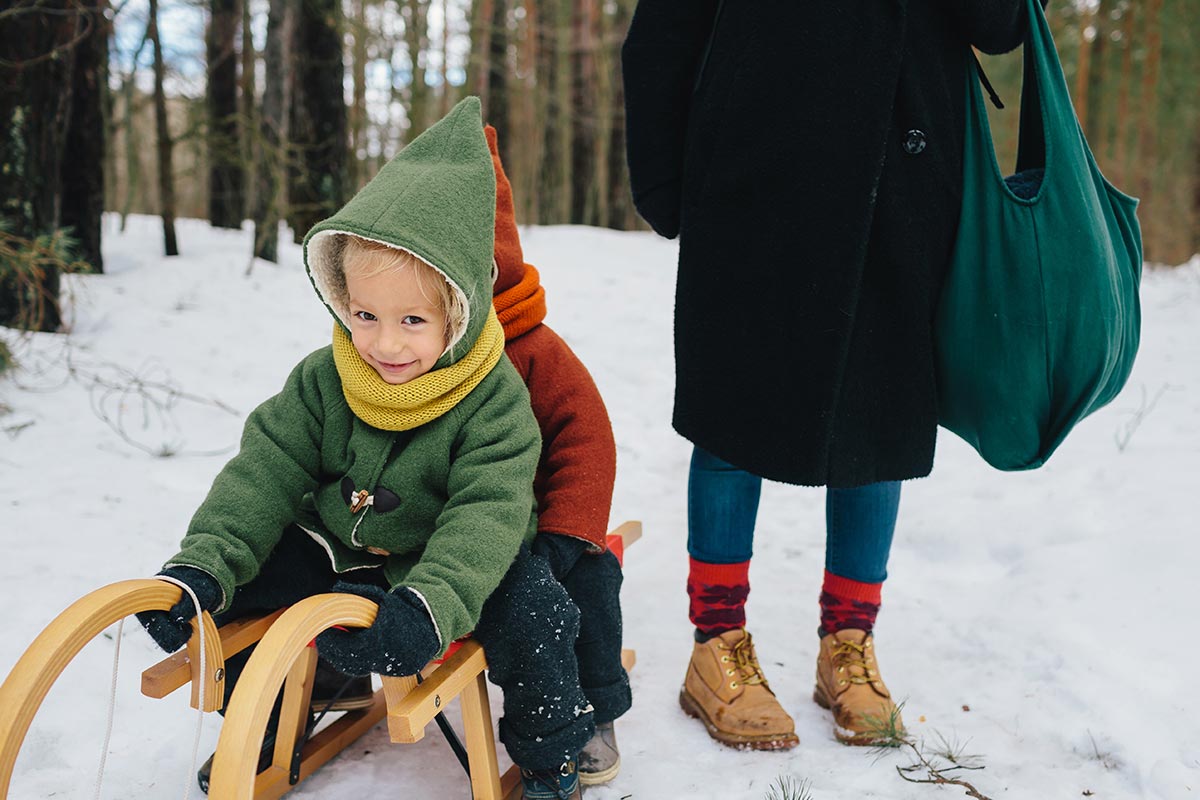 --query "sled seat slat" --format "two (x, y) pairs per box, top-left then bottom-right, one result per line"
(141, 609), (285, 700)
(384, 638), (488, 743)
